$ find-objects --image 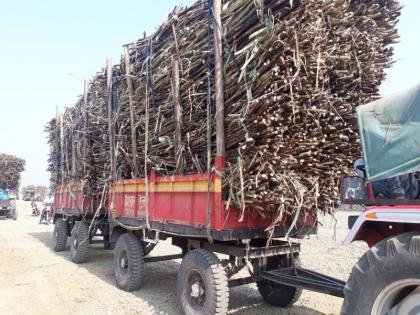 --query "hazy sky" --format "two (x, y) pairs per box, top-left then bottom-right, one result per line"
(0, 0), (418, 188)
